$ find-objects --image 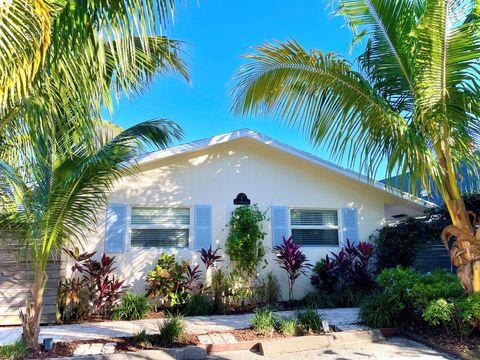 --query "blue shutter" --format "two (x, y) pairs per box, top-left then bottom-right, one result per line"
(271, 206), (289, 247)
(194, 205), (212, 250)
(341, 207), (359, 244)
(105, 204), (127, 253)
